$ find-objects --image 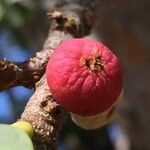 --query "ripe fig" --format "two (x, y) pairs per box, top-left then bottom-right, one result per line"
(46, 38), (123, 129)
